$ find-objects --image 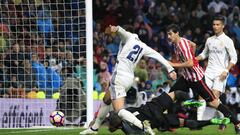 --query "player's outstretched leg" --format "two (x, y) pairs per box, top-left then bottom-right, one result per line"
(209, 100), (240, 134)
(80, 101), (111, 134)
(118, 108), (155, 135)
(80, 91), (112, 134)
(197, 99), (206, 120)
